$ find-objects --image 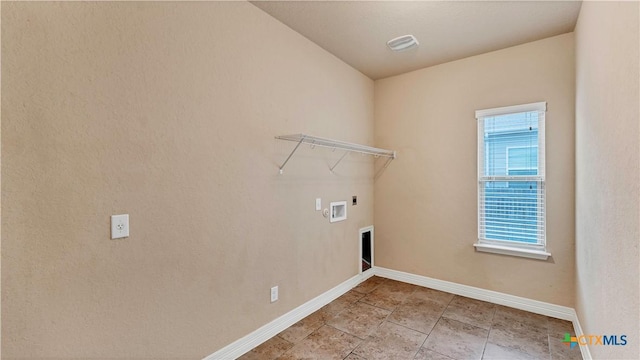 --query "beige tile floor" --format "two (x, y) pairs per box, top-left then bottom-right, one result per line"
(239, 276), (582, 360)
